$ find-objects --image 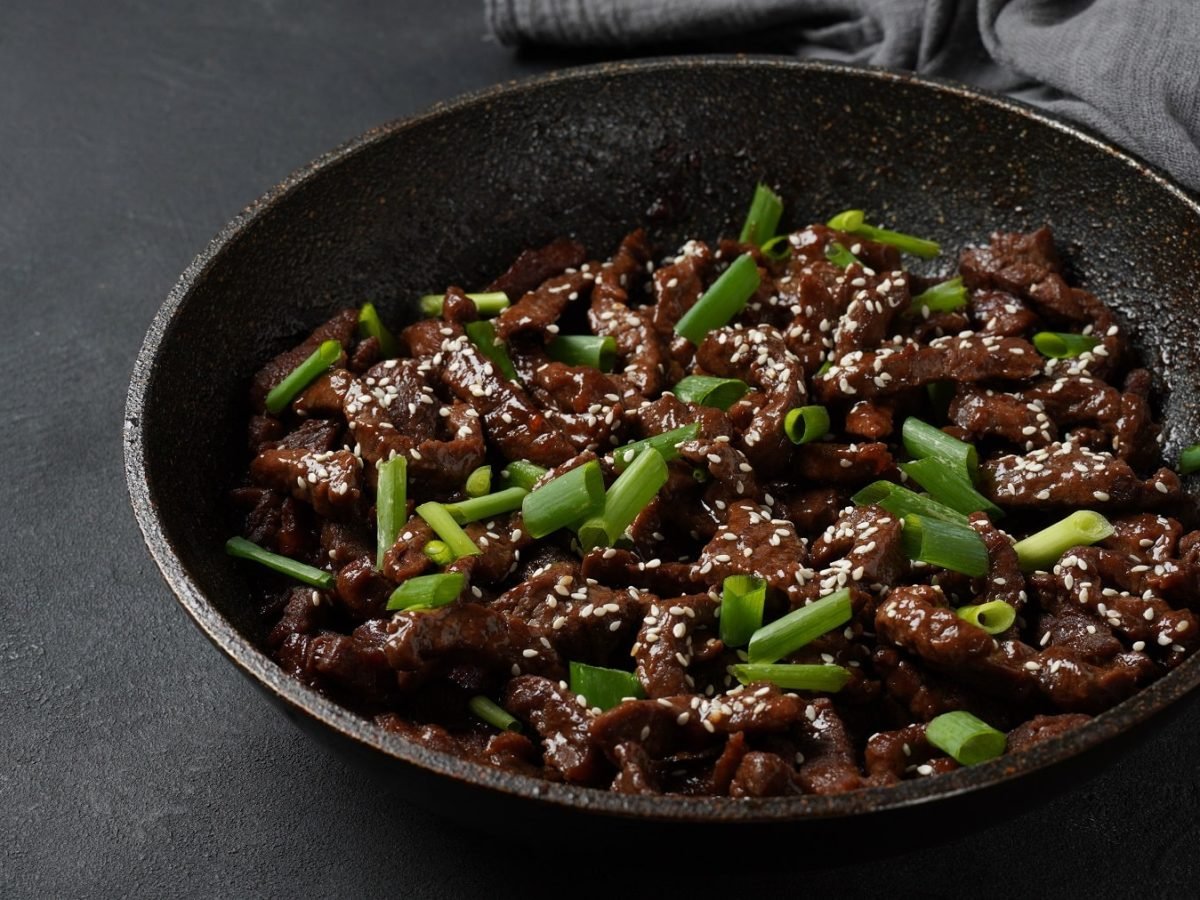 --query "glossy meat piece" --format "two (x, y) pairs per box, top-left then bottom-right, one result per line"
(486, 236), (587, 298)
(250, 447), (361, 518)
(503, 675), (606, 784)
(632, 593), (718, 698)
(249, 308), (357, 413)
